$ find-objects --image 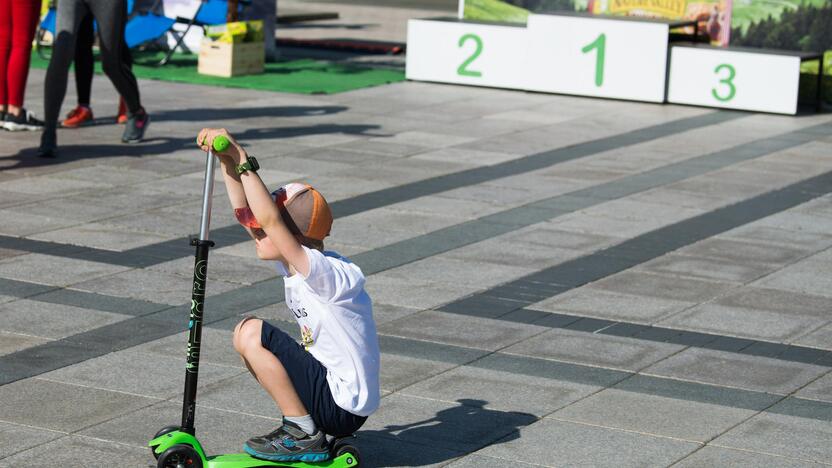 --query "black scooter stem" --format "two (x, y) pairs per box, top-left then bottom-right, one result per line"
(181, 150), (218, 433)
